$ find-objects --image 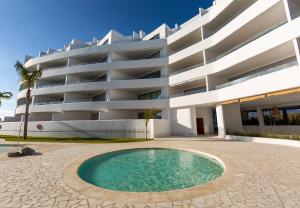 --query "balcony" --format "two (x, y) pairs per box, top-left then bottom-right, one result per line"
(40, 58), (68, 71)
(169, 63), (203, 76)
(36, 76), (66, 89)
(69, 53), (108, 67)
(215, 57), (298, 90)
(203, 0), (257, 38)
(169, 78), (207, 98)
(34, 93), (64, 105)
(207, 20), (287, 64)
(168, 28), (202, 55)
(67, 72), (107, 84)
(170, 87), (206, 98)
(64, 91), (106, 104)
(112, 48), (162, 61)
